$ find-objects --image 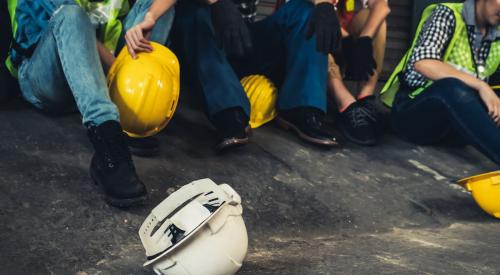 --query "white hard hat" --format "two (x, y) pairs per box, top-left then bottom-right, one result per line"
(139, 178), (248, 275)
